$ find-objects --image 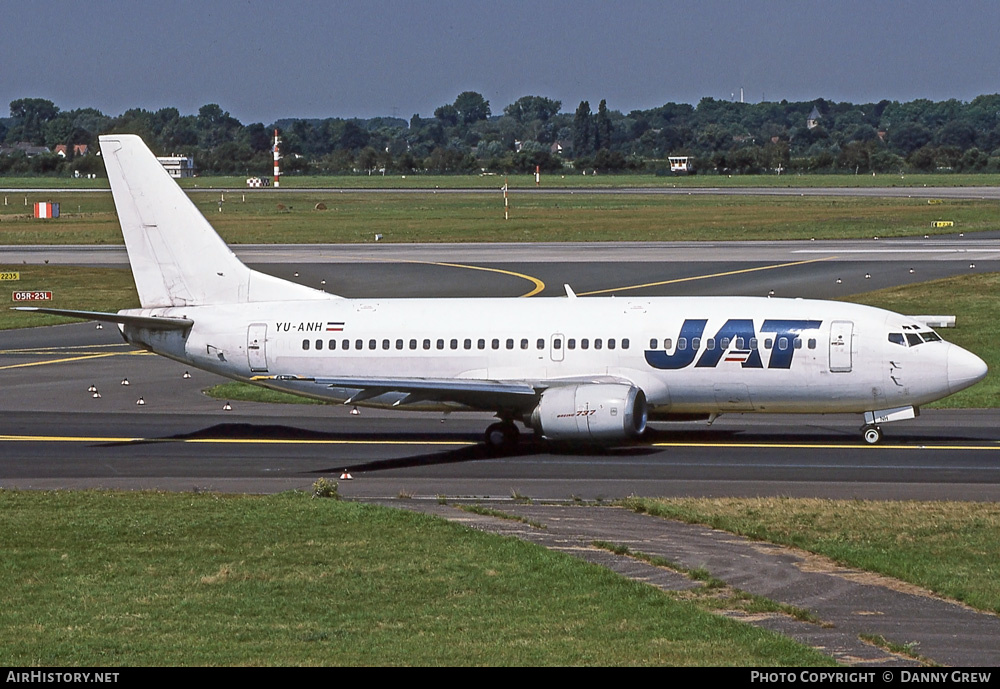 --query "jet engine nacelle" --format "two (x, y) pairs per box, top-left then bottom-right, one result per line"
(529, 383), (648, 441)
